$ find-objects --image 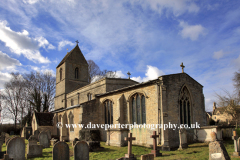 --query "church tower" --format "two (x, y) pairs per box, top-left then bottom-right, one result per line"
(55, 43), (89, 110)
